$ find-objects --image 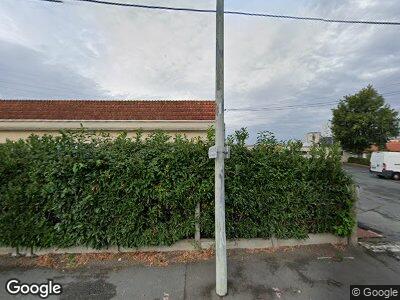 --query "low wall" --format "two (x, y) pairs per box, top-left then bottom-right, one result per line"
(0, 234), (349, 256)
